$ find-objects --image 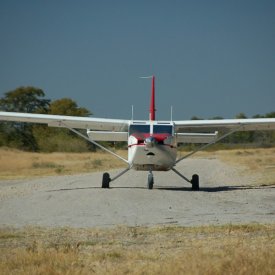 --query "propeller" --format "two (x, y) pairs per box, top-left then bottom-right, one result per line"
(145, 136), (156, 148)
